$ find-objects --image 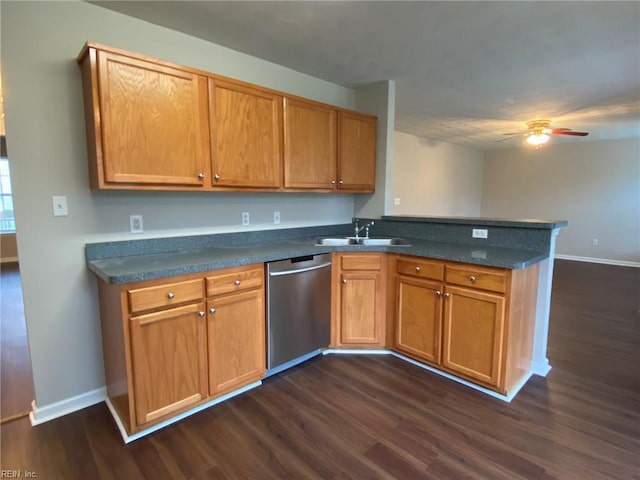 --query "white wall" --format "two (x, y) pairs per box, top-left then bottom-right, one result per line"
(482, 138), (640, 263)
(1, 1), (356, 407)
(391, 131), (484, 216)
